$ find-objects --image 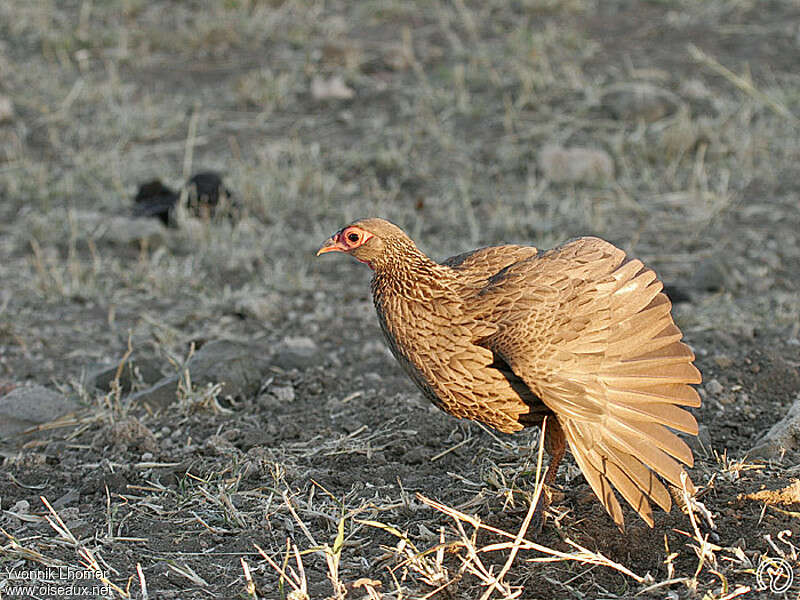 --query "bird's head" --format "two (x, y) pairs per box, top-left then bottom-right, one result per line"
(316, 218), (411, 270)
